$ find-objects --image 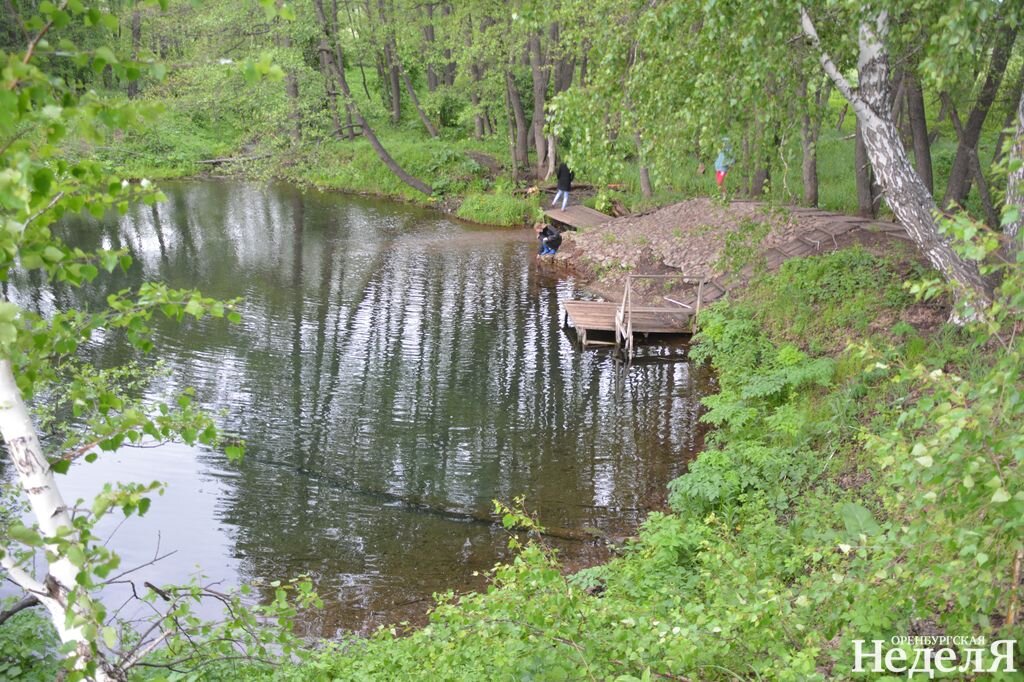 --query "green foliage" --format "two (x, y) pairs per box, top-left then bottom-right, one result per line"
(0, 600), (60, 682)
(456, 192), (536, 226)
(737, 247), (920, 351)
